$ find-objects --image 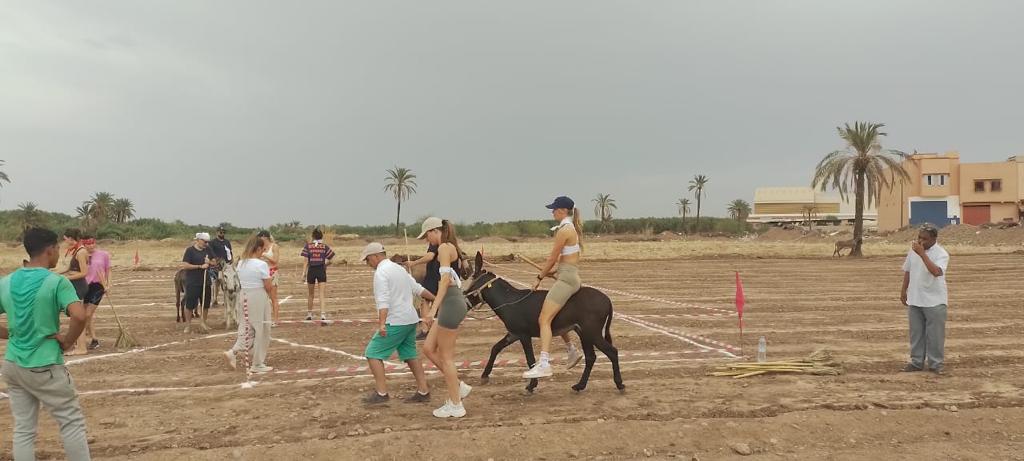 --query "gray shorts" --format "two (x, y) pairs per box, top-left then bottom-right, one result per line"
(437, 288), (468, 330)
(545, 264), (581, 307)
